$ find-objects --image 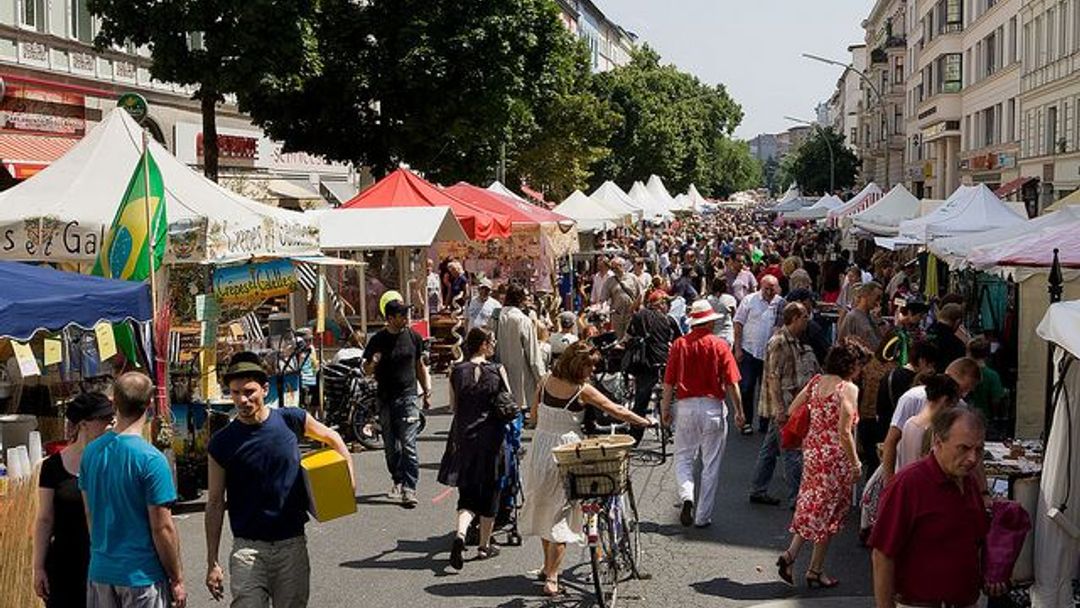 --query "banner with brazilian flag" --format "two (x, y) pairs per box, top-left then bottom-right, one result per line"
(92, 149), (167, 367)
